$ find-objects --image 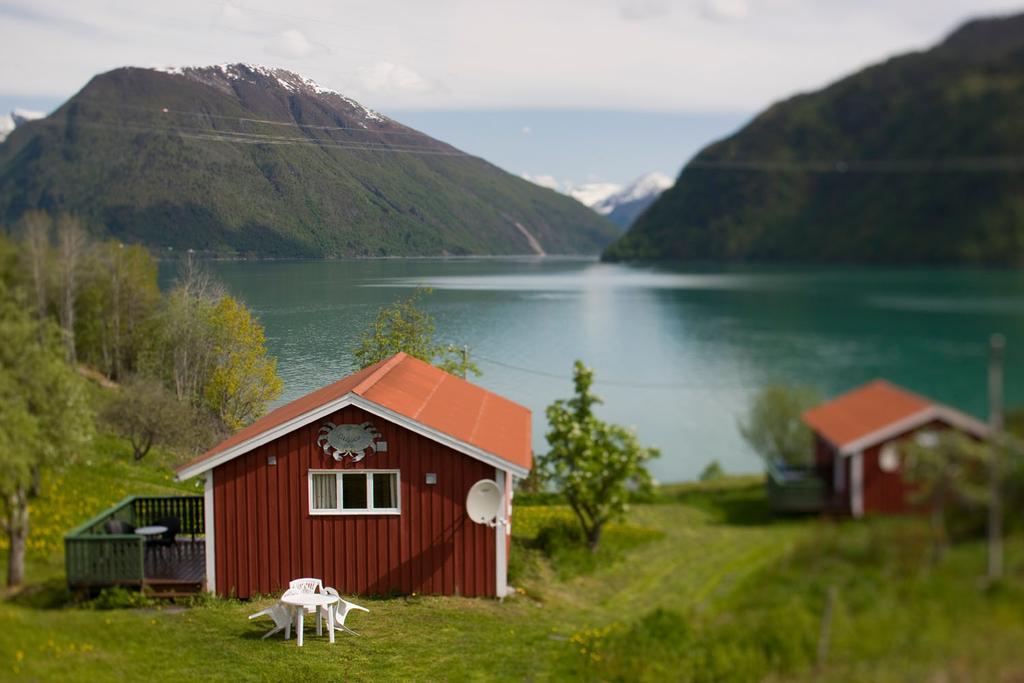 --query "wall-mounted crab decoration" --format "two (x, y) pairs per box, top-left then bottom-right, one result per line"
(316, 421), (383, 462)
